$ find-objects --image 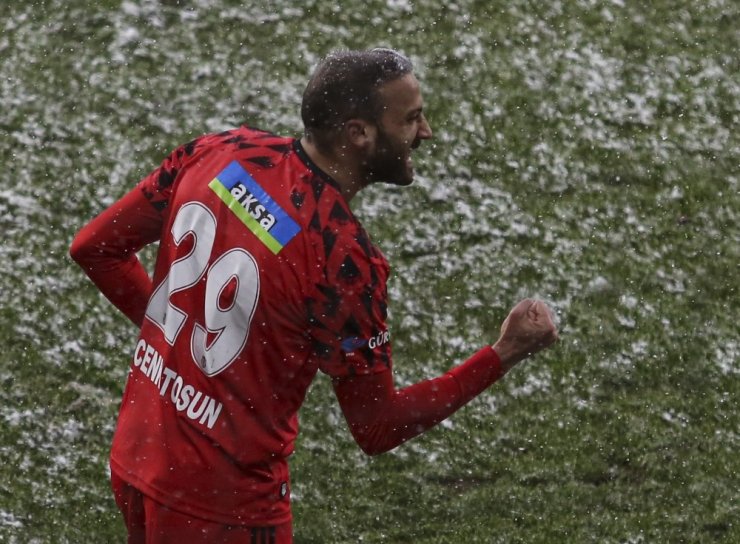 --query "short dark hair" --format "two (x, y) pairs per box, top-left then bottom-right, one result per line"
(300, 48), (414, 150)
